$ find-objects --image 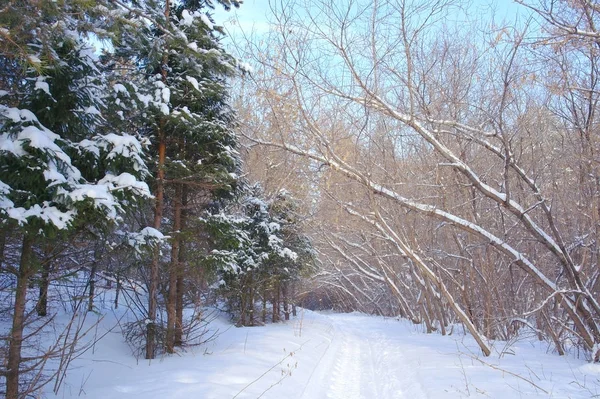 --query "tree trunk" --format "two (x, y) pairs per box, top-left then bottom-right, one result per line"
(276, 280), (281, 321)
(87, 249), (99, 313)
(262, 280), (267, 323)
(87, 266), (95, 313)
(166, 183), (182, 353)
(114, 275), (121, 309)
(0, 225), (6, 265)
(240, 281), (247, 326)
(36, 261), (50, 317)
(420, 296), (433, 334)
(146, 0), (170, 360)
(147, 129), (166, 359)
(174, 257), (184, 346)
(272, 279), (279, 323)
(248, 273), (255, 326)
(283, 281), (289, 321)
(292, 281), (297, 317)
(37, 245), (51, 317)
(6, 233), (34, 399)
(175, 185), (188, 347)
(430, 285), (446, 336)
